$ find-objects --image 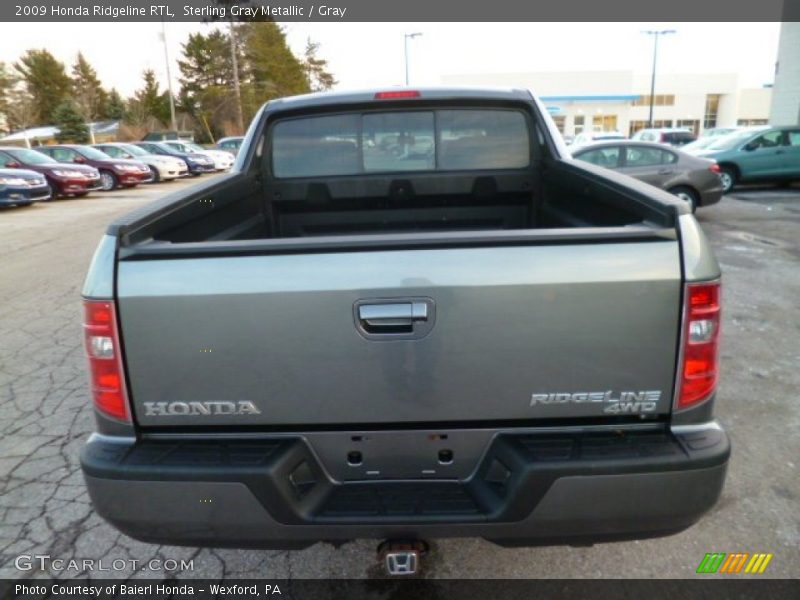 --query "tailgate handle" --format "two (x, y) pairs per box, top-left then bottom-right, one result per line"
(358, 302), (428, 330)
